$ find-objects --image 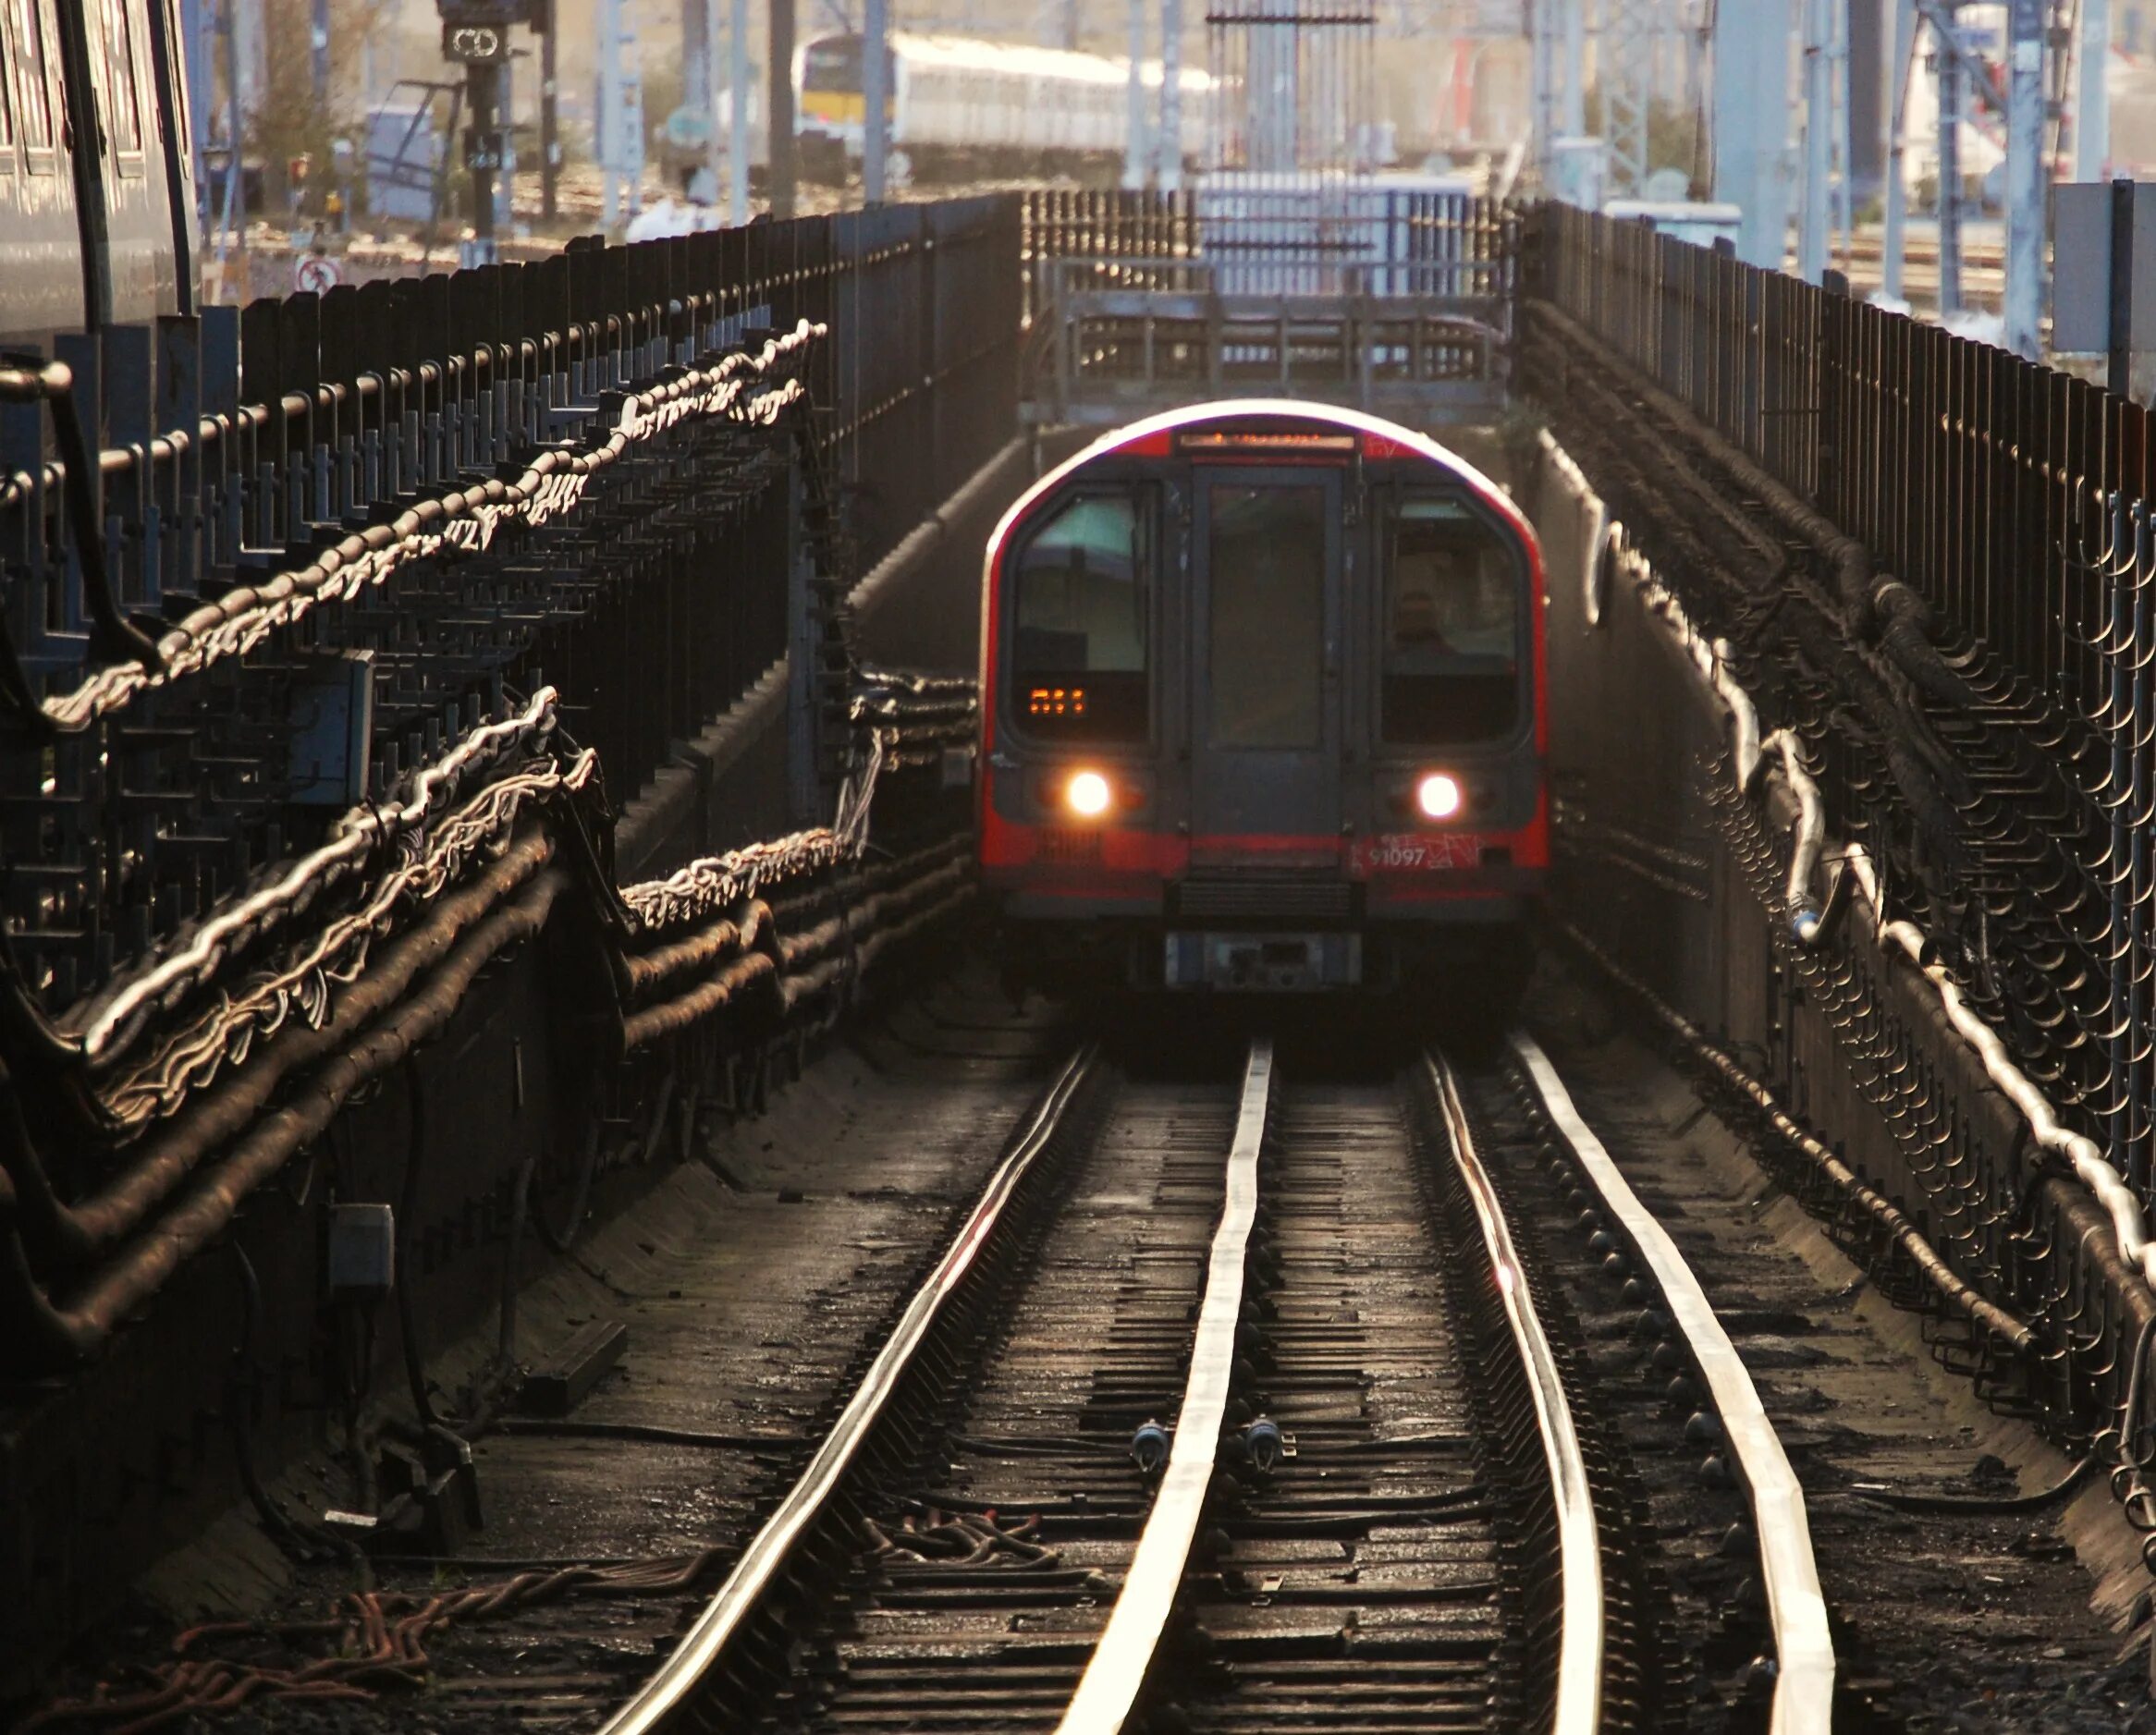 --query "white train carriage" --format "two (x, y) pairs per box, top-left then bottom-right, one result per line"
(797, 32), (1212, 180)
